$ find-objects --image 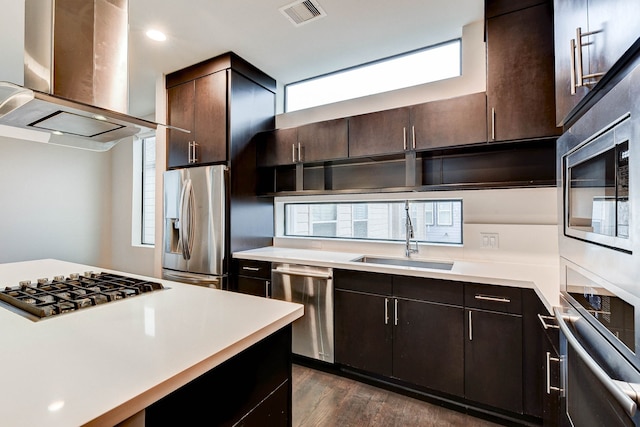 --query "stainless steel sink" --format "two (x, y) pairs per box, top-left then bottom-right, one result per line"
(352, 256), (454, 270)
